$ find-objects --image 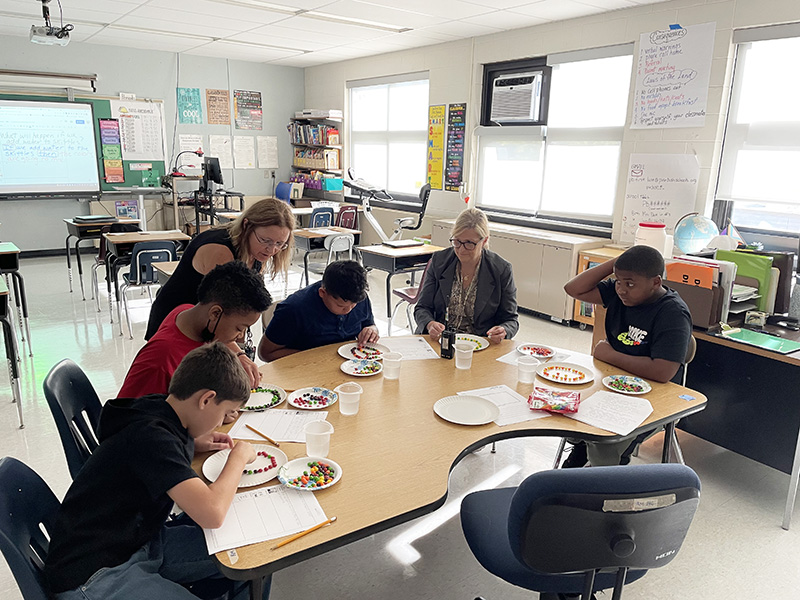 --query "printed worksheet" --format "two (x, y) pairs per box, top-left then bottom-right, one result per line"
(230, 410), (328, 442)
(380, 337), (440, 360)
(458, 384), (549, 426)
(565, 391), (653, 435)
